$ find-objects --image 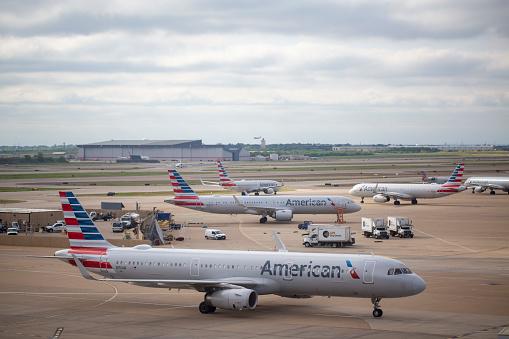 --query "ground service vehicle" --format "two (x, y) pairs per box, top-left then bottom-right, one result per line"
(120, 213), (139, 229)
(112, 221), (124, 233)
(362, 218), (390, 239)
(303, 225), (355, 248)
(46, 221), (66, 233)
(7, 228), (18, 235)
(205, 229), (226, 240)
(387, 217), (414, 238)
(298, 221), (312, 230)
